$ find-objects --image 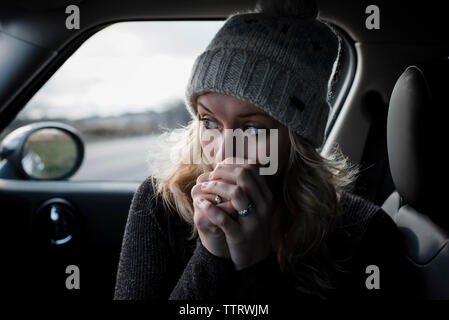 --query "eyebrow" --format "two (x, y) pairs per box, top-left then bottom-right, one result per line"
(197, 101), (270, 118)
